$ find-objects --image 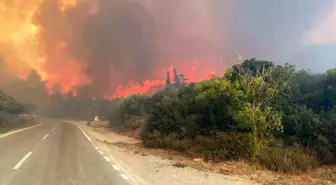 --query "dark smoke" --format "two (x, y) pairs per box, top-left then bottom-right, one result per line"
(28, 0), (336, 97)
(31, 0), (234, 97)
(75, 0), (159, 95)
